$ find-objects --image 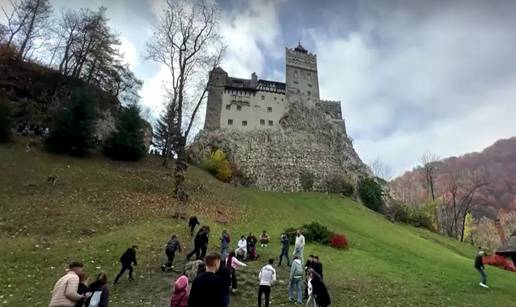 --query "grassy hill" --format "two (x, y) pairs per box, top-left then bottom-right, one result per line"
(1, 140), (515, 307)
